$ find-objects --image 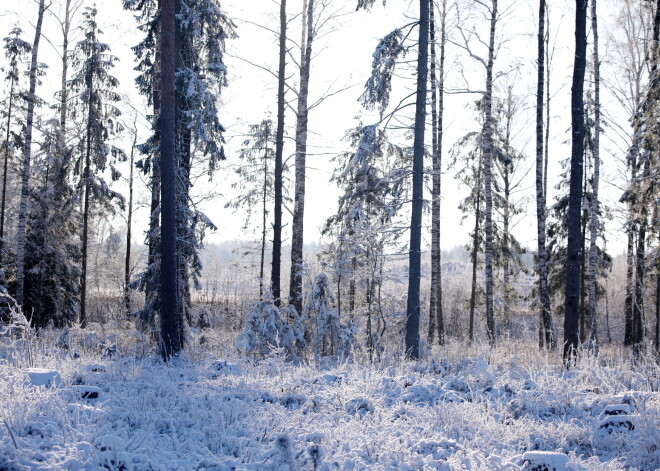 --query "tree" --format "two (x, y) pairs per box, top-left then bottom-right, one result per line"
(535, 0), (555, 349)
(15, 0), (47, 309)
(69, 6), (125, 327)
(159, 0), (180, 359)
(404, 0), (429, 359)
(289, 0), (315, 316)
(587, 0), (602, 347)
(23, 119), (81, 328)
(564, 0), (588, 361)
(271, 0), (287, 306)
(0, 28), (31, 267)
(226, 118), (276, 299)
(428, 0), (448, 346)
